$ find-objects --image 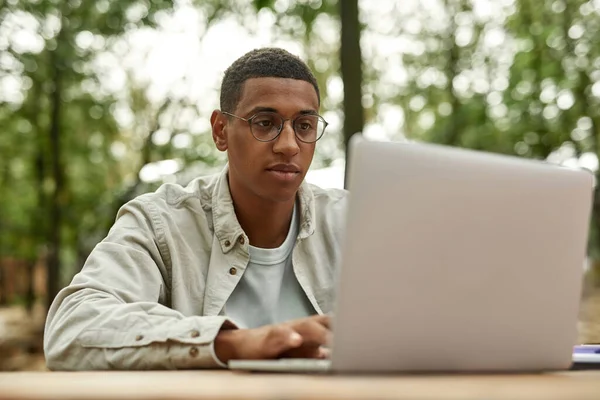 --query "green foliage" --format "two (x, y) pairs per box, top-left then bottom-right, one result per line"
(3, 0), (600, 305)
(0, 0), (215, 294)
(252, 0), (276, 11)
